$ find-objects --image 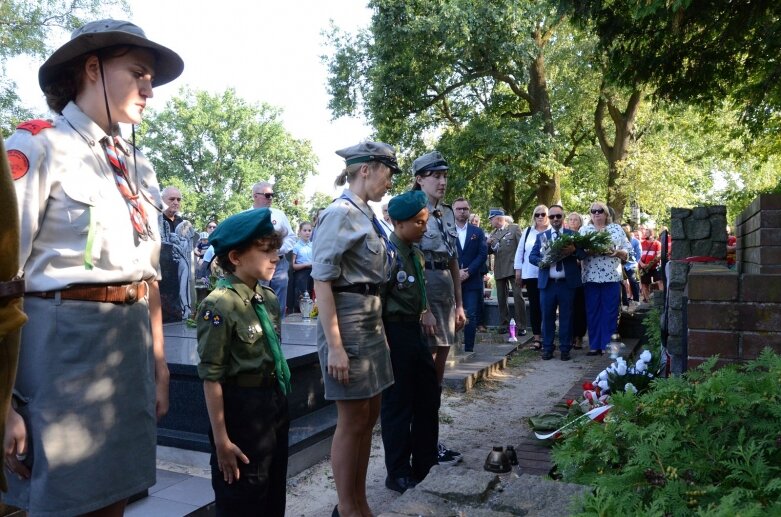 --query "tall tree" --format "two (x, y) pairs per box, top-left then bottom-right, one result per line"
(0, 0), (128, 135)
(139, 88), (317, 228)
(326, 0), (600, 221)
